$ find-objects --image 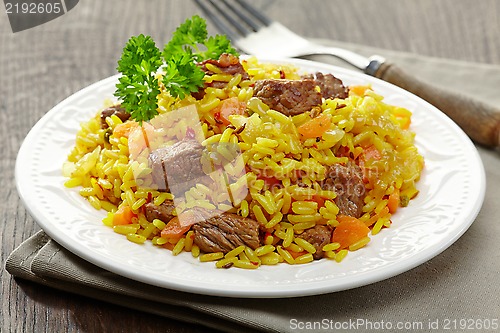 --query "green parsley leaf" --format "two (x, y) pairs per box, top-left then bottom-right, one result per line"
(114, 16), (239, 123)
(160, 15), (239, 99)
(163, 15), (239, 62)
(114, 34), (162, 123)
(163, 15), (208, 61)
(115, 75), (160, 123)
(201, 35), (239, 60)
(161, 53), (206, 100)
